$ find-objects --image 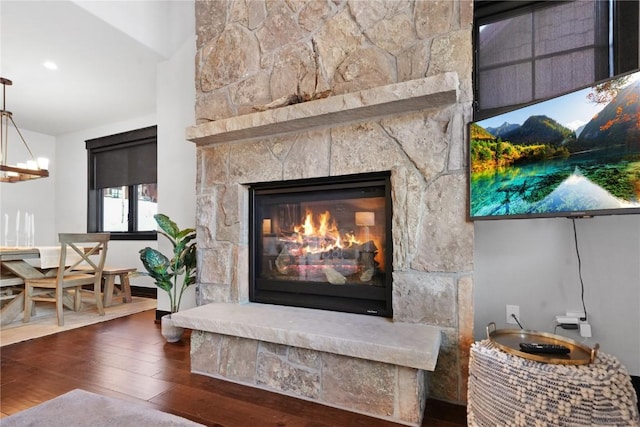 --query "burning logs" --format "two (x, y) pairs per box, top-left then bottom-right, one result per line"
(271, 240), (379, 285)
(323, 266), (347, 284)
